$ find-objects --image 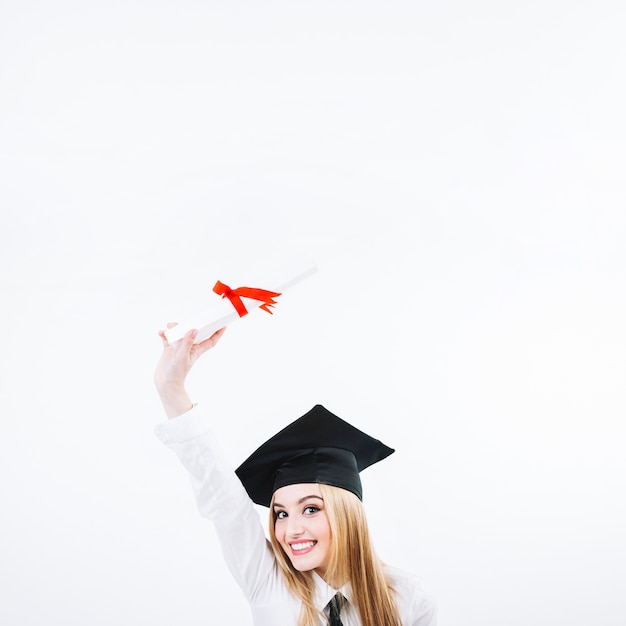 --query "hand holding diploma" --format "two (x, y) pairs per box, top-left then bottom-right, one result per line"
(154, 324), (226, 419)
(155, 256), (317, 418)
